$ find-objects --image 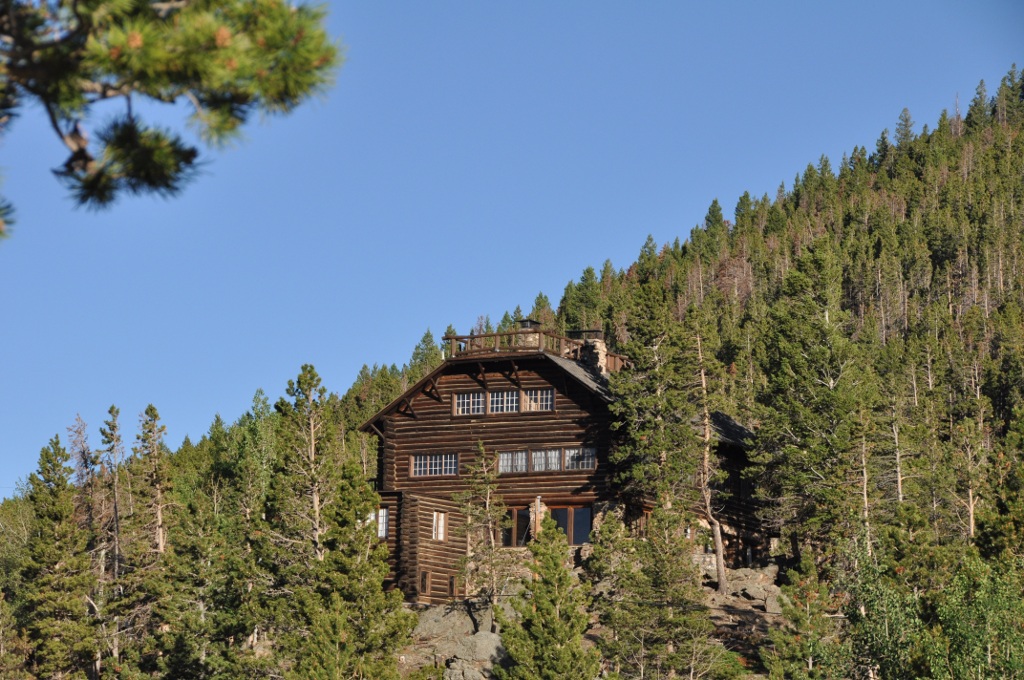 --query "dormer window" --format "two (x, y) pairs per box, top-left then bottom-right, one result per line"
(455, 392), (485, 415)
(523, 388), (554, 412)
(453, 388), (553, 416)
(490, 390), (519, 413)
